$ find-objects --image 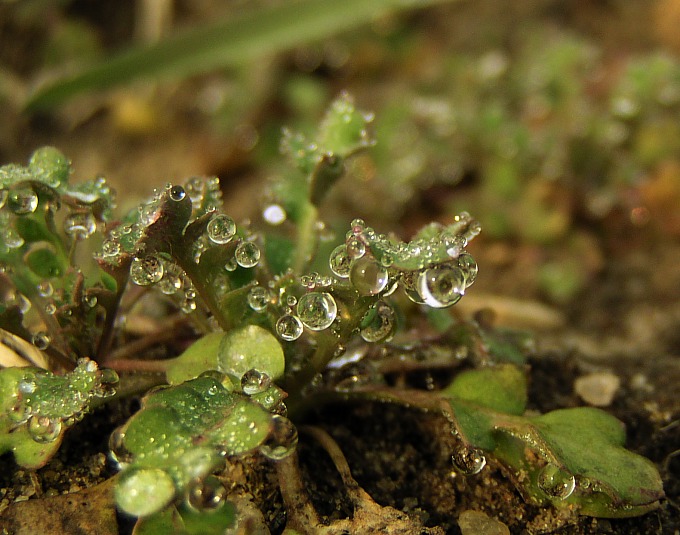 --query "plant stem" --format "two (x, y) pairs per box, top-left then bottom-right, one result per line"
(293, 202), (318, 274)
